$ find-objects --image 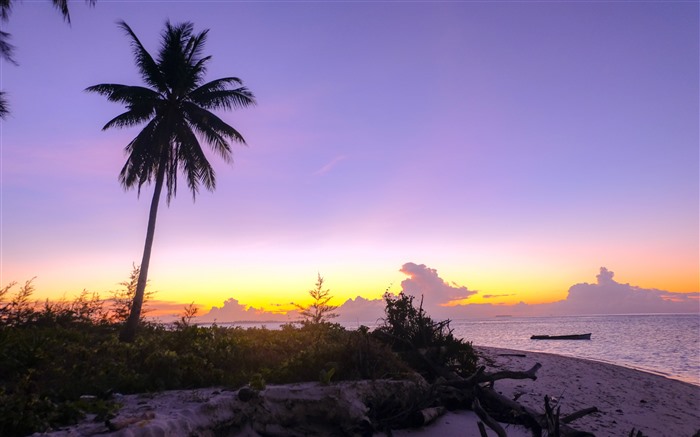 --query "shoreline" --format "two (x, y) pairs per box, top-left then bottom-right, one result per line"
(472, 343), (700, 387)
(472, 346), (700, 436)
(396, 346), (700, 436)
